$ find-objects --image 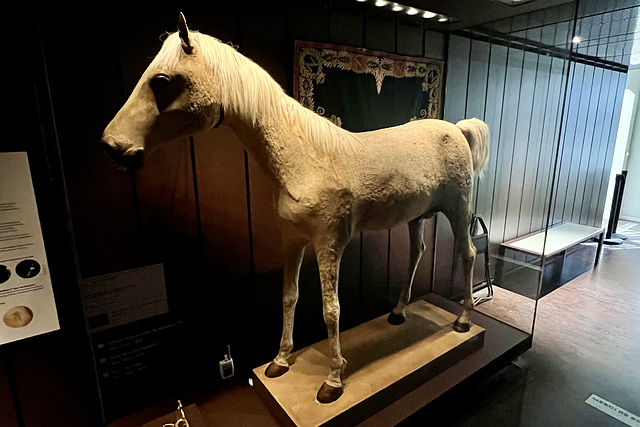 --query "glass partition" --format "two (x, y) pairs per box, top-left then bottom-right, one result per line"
(436, 0), (631, 341)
